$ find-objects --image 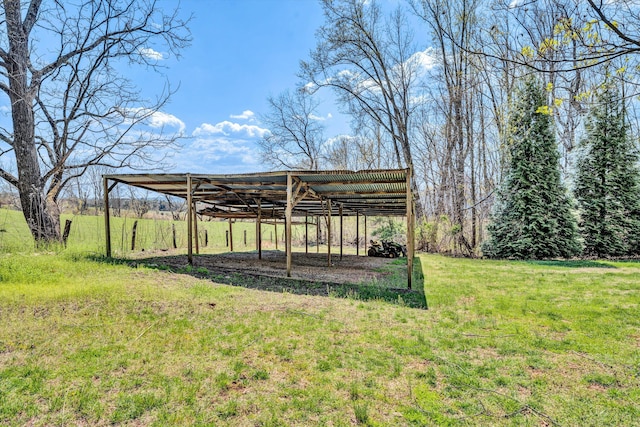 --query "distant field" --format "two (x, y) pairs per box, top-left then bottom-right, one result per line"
(0, 208), (347, 256)
(1, 209), (639, 426)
